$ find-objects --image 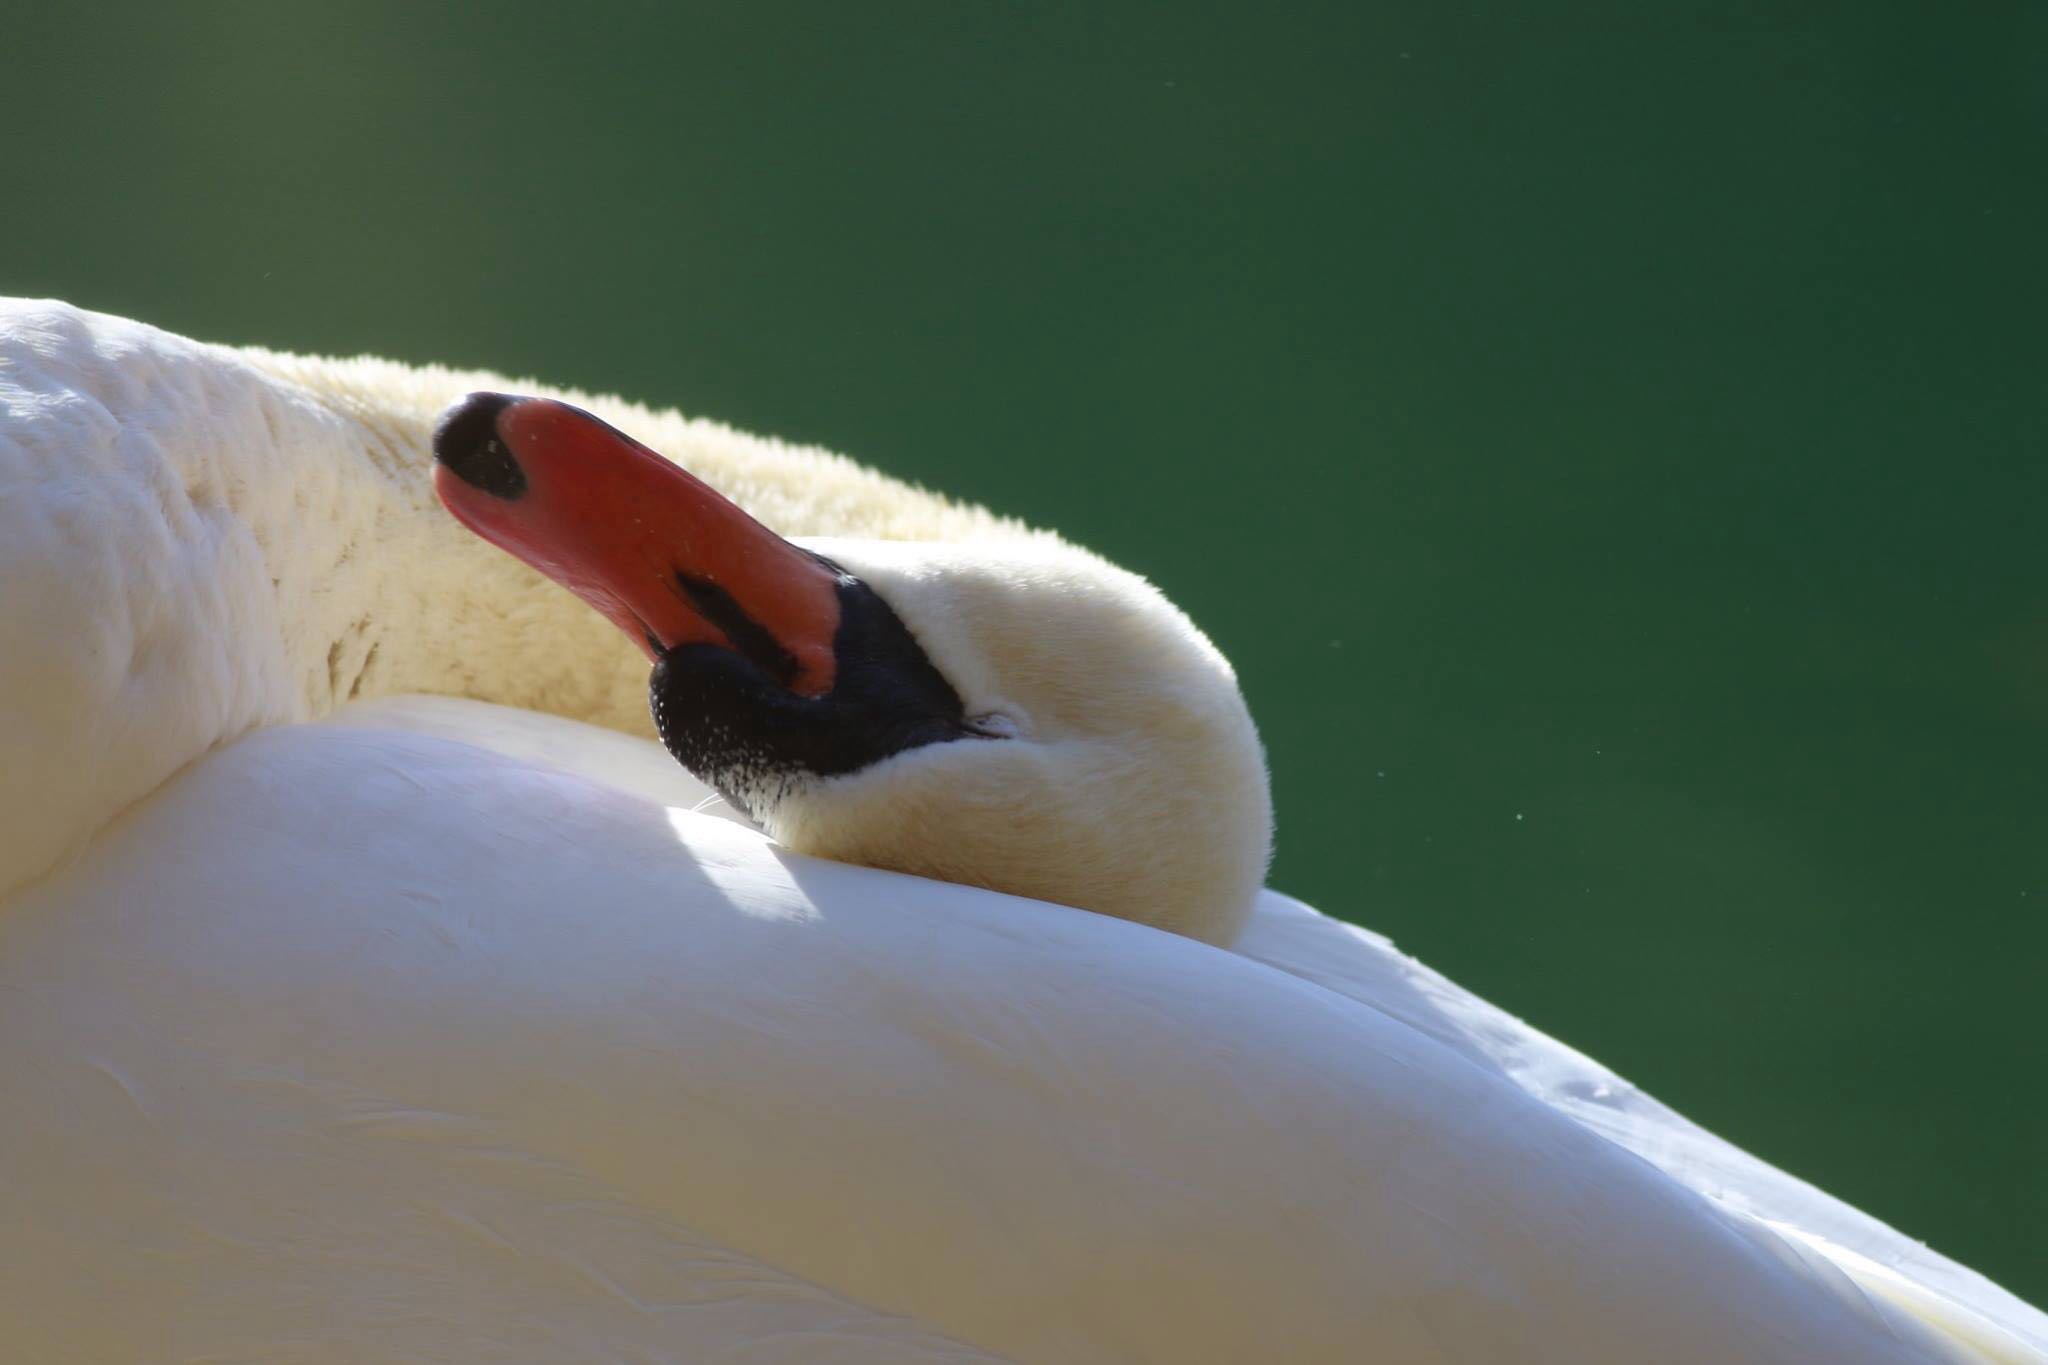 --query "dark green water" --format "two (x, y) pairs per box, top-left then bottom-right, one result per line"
(6, 2), (2042, 1304)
